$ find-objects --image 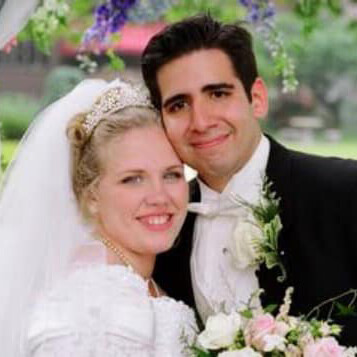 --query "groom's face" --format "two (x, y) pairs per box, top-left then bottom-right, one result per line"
(157, 49), (268, 192)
